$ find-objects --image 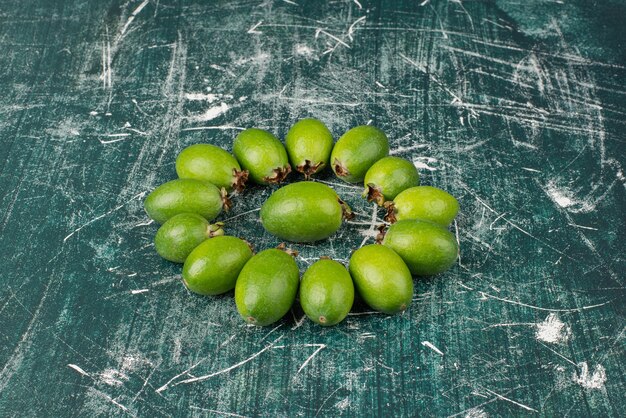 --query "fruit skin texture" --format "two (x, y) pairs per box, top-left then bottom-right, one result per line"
(154, 213), (223, 263)
(348, 244), (413, 314)
(144, 179), (225, 224)
(176, 144), (248, 192)
(233, 128), (291, 185)
(330, 125), (389, 183)
(285, 118), (334, 178)
(235, 249), (300, 326)
(363, 156), (420, 205)
(382, 219), (458, 276)
(386, 186), (459, 226)
(182, 236), (253, 296)
(260, 182), (344, 242)
(299, 259), (354, 326)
